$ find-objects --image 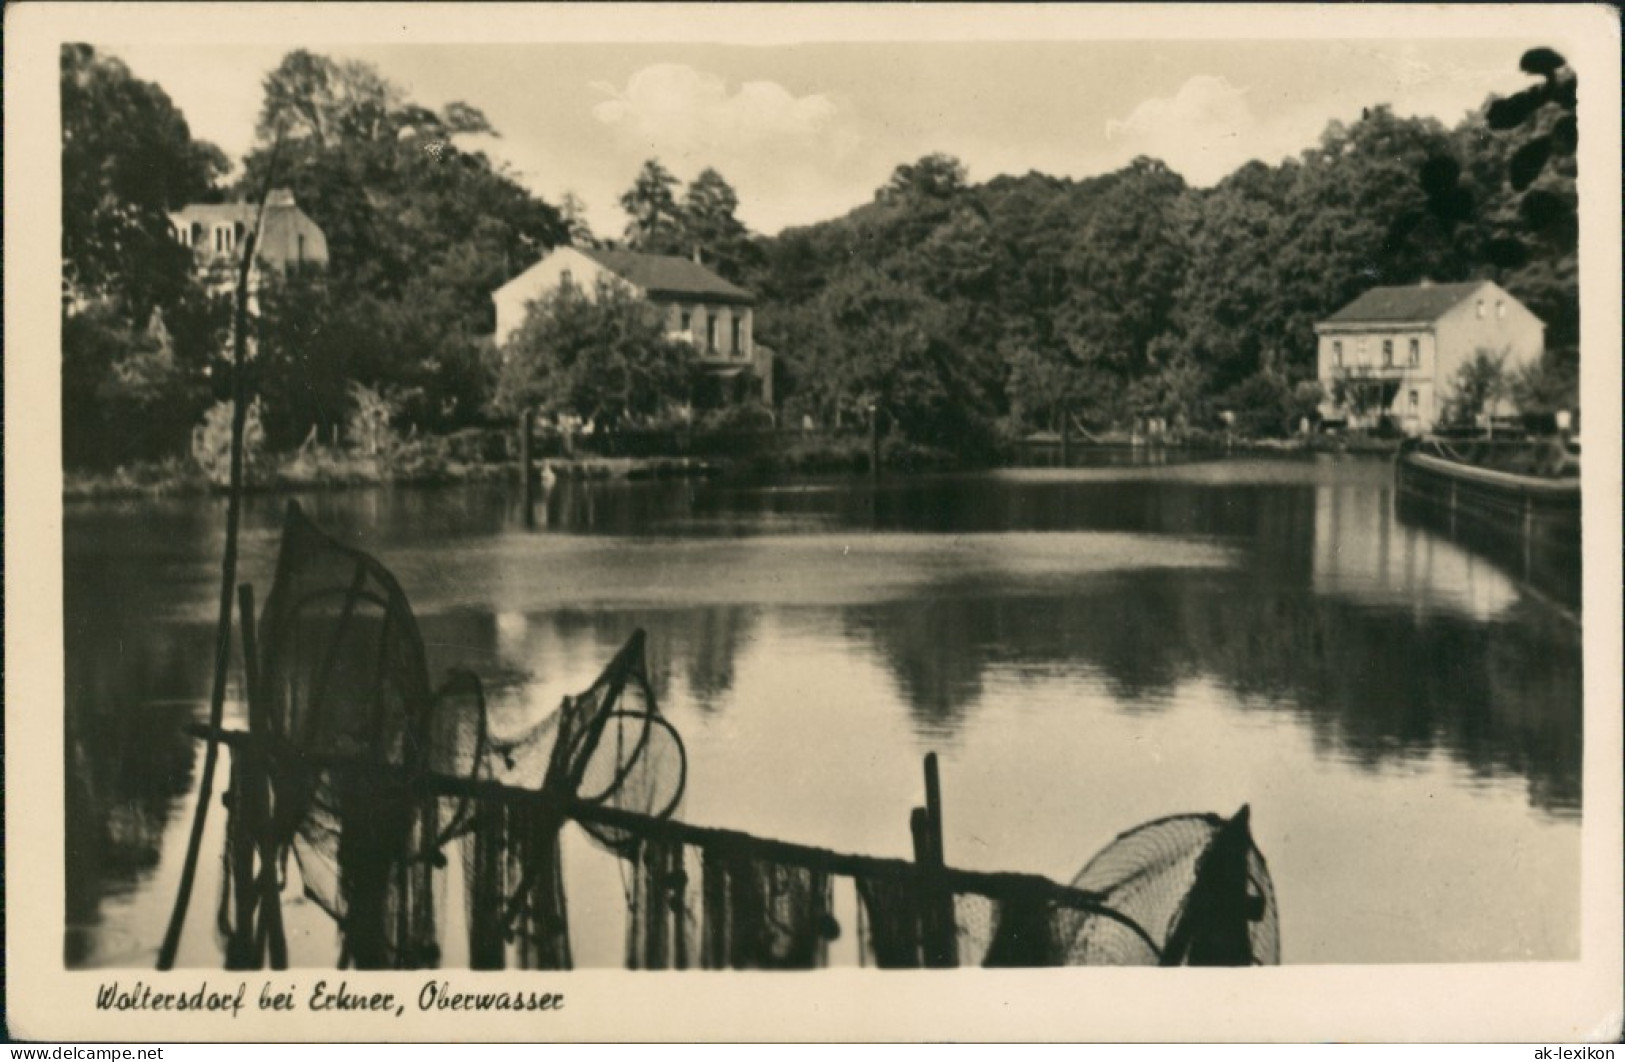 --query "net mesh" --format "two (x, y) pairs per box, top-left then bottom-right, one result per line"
(621, 806), (1278, 969)
(227, 502), (685, 969)
(1057, 808), (1280, 966)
